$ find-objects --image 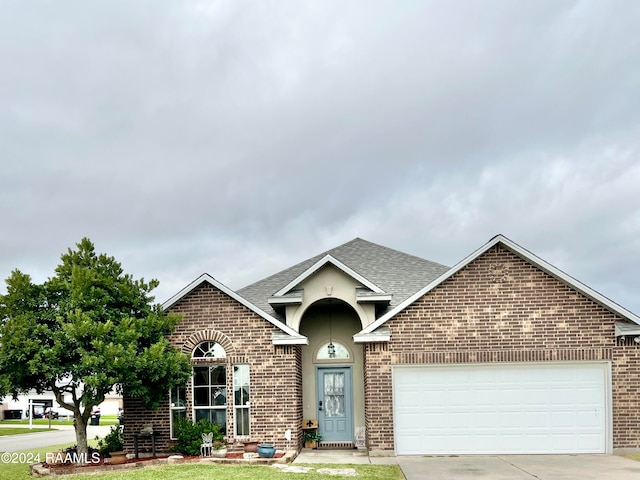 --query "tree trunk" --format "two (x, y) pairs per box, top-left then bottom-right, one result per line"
(74, 415), (90, 464)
